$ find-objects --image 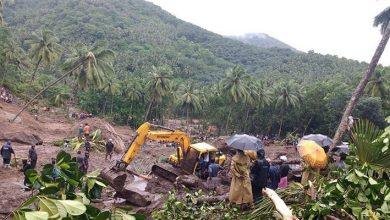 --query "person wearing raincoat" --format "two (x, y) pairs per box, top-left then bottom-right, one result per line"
(229, 149), (253, 207)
